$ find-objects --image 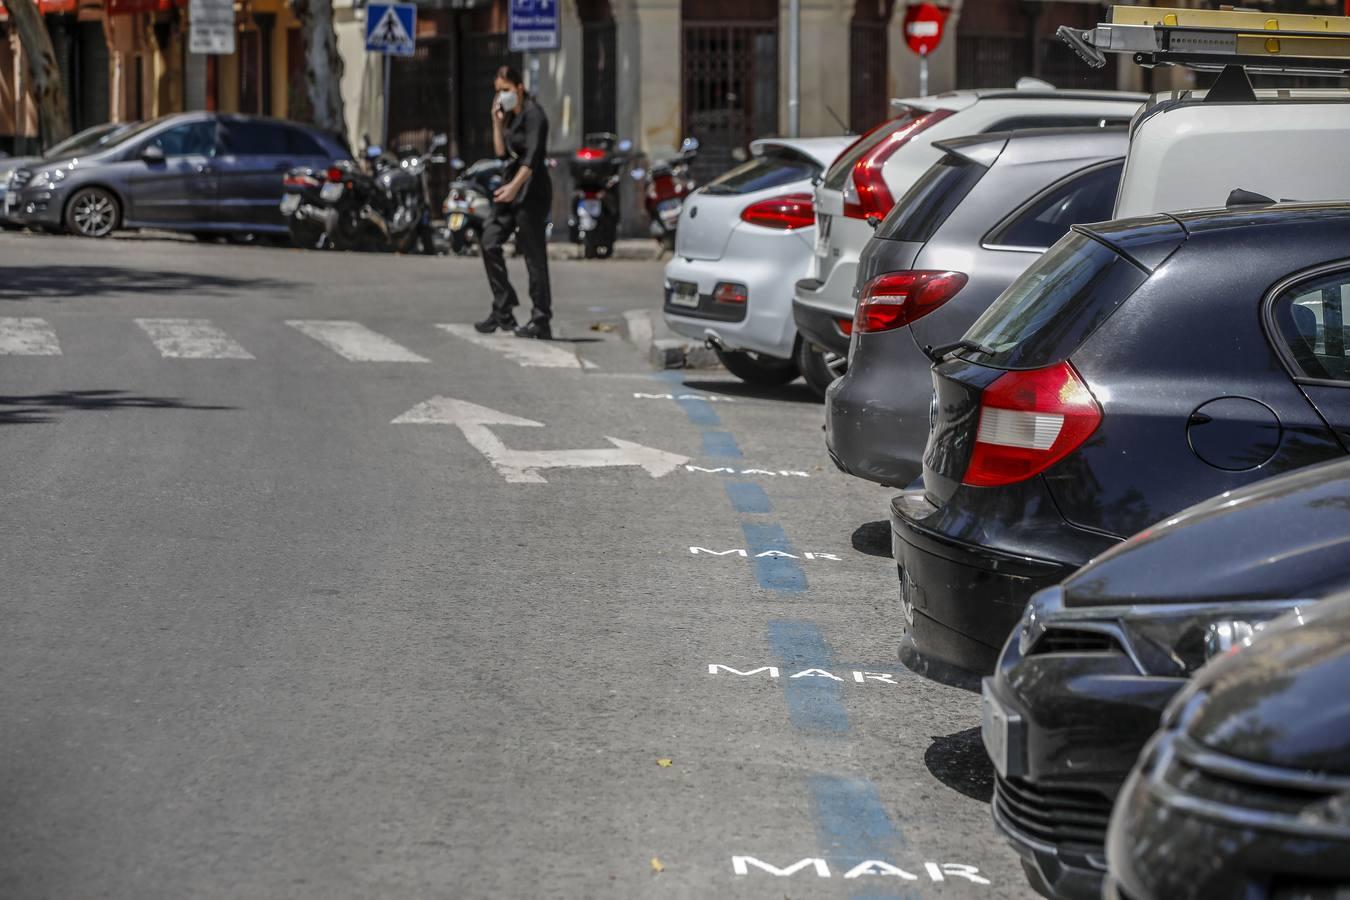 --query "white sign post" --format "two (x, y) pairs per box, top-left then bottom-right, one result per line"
(189, 0), (235, 55)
